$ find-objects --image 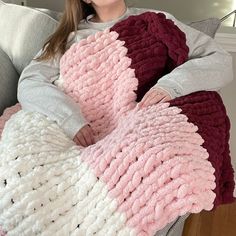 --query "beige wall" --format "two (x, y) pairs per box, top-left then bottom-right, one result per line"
(128, 0), (235, 26)
(26, 0), (236, 26)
